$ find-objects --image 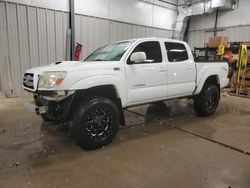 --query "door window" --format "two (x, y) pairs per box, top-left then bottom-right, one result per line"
(128, 41), (162, 64)
(165, 42), (188, 62)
